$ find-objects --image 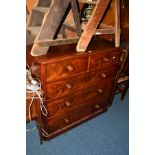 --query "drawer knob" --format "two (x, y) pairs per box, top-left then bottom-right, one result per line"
(101, 73), (106, 78)
(104, 57), (110, 62)
(65, 101), (71, 107)
(66, 65), (74, 72)
(94, 104), (100, 109)
(97, 89), (103, 94)
(64, 118), (70, 123)
(65, 83), (72, 89)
